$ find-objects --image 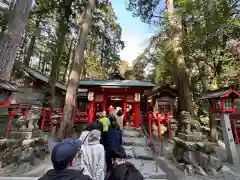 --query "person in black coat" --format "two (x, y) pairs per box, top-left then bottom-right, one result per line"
(105, 119), (122, 173)
(108, 147), (143, 180)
